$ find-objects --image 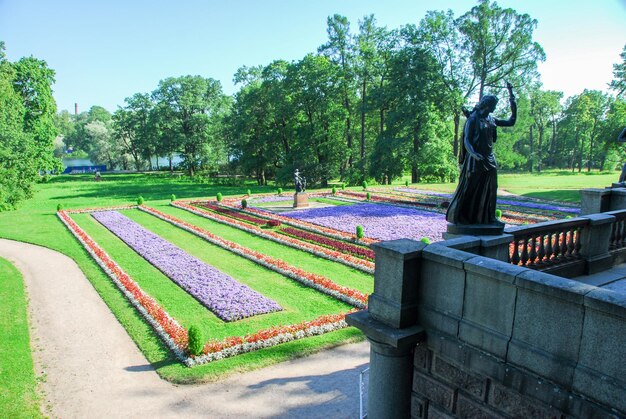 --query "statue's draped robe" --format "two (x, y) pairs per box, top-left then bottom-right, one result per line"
(446, 102), (516, 225)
